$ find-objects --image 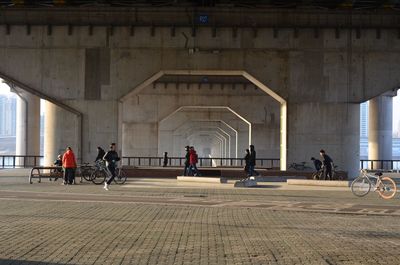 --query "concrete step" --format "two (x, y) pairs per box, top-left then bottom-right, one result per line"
(177, 176), (228, 183)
